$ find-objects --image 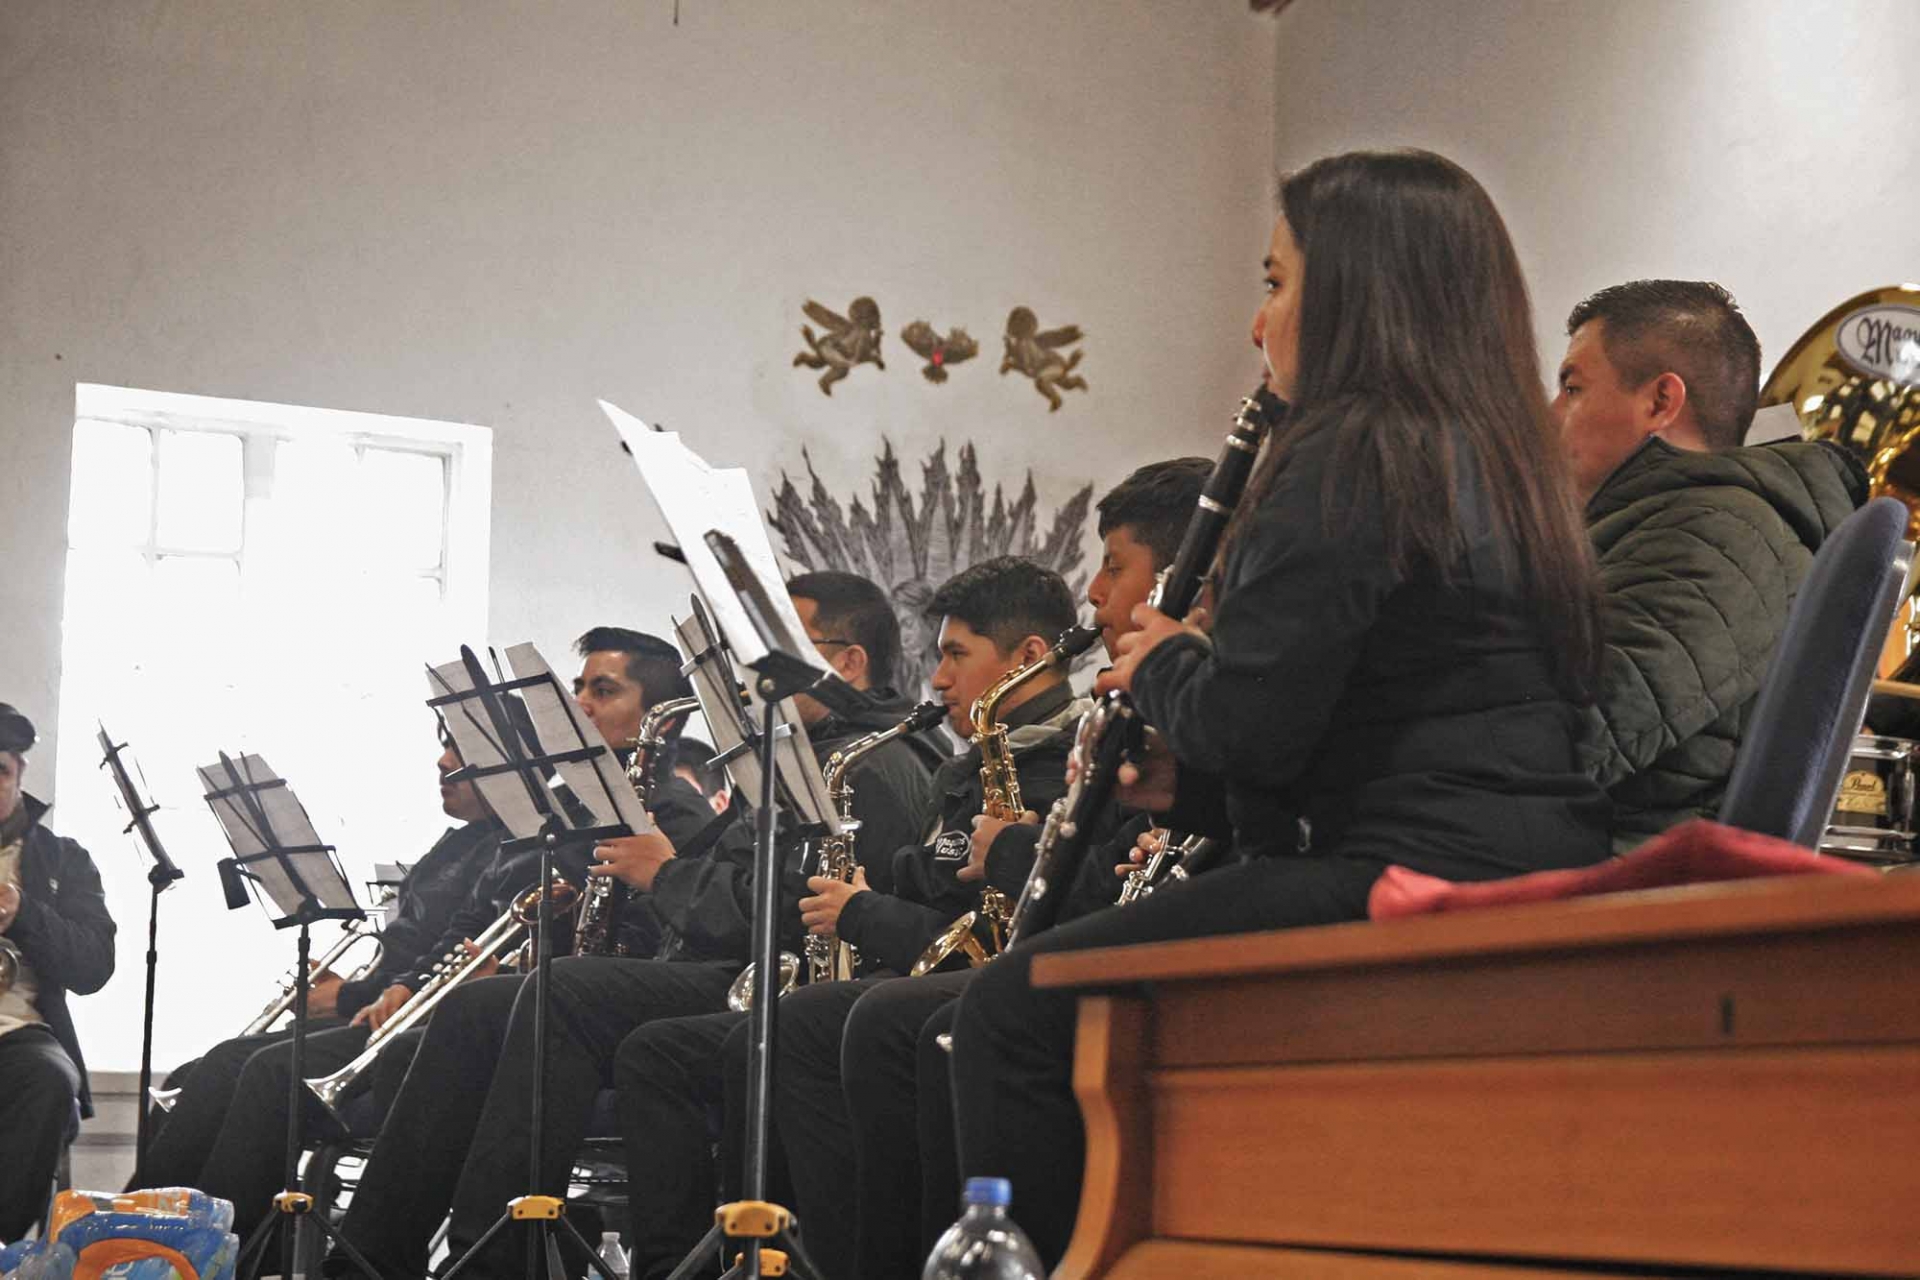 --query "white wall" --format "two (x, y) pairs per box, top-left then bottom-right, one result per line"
(0, 1), (1274, 1066)
(1270, 0), (1918, 388)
